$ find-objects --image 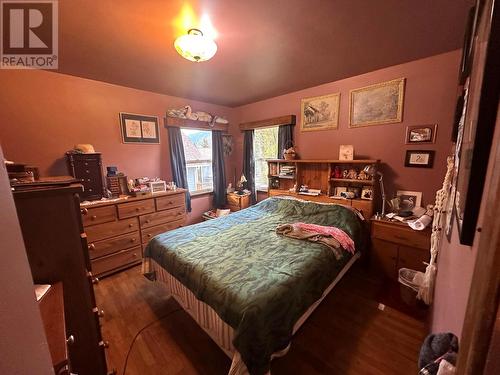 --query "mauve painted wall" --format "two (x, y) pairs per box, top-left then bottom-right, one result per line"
(236, 51), (462, 206)
(0, 70), (237, 224)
